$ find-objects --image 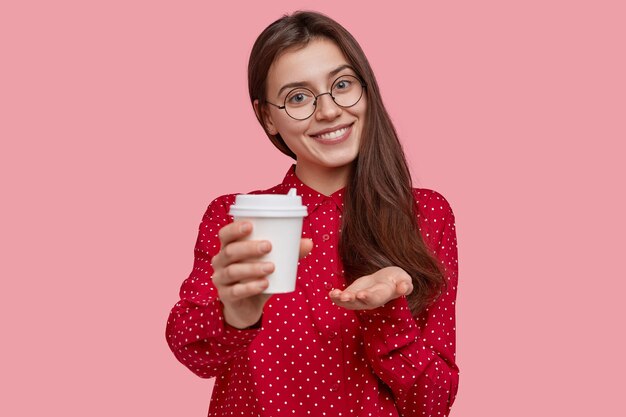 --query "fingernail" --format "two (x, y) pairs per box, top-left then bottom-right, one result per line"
(262, 263), (274, 273)
(259, 242), (271, 252)
(240, 223), (251, 233)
